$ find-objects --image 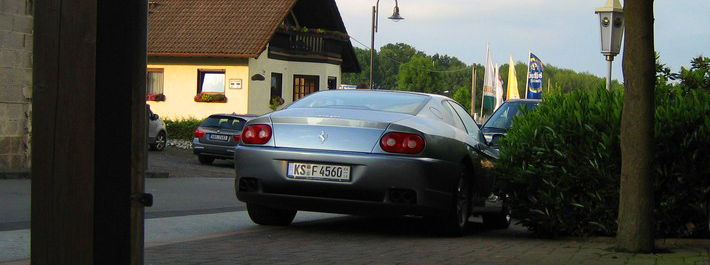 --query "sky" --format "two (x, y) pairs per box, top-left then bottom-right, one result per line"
(333, 0), (710, 81)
